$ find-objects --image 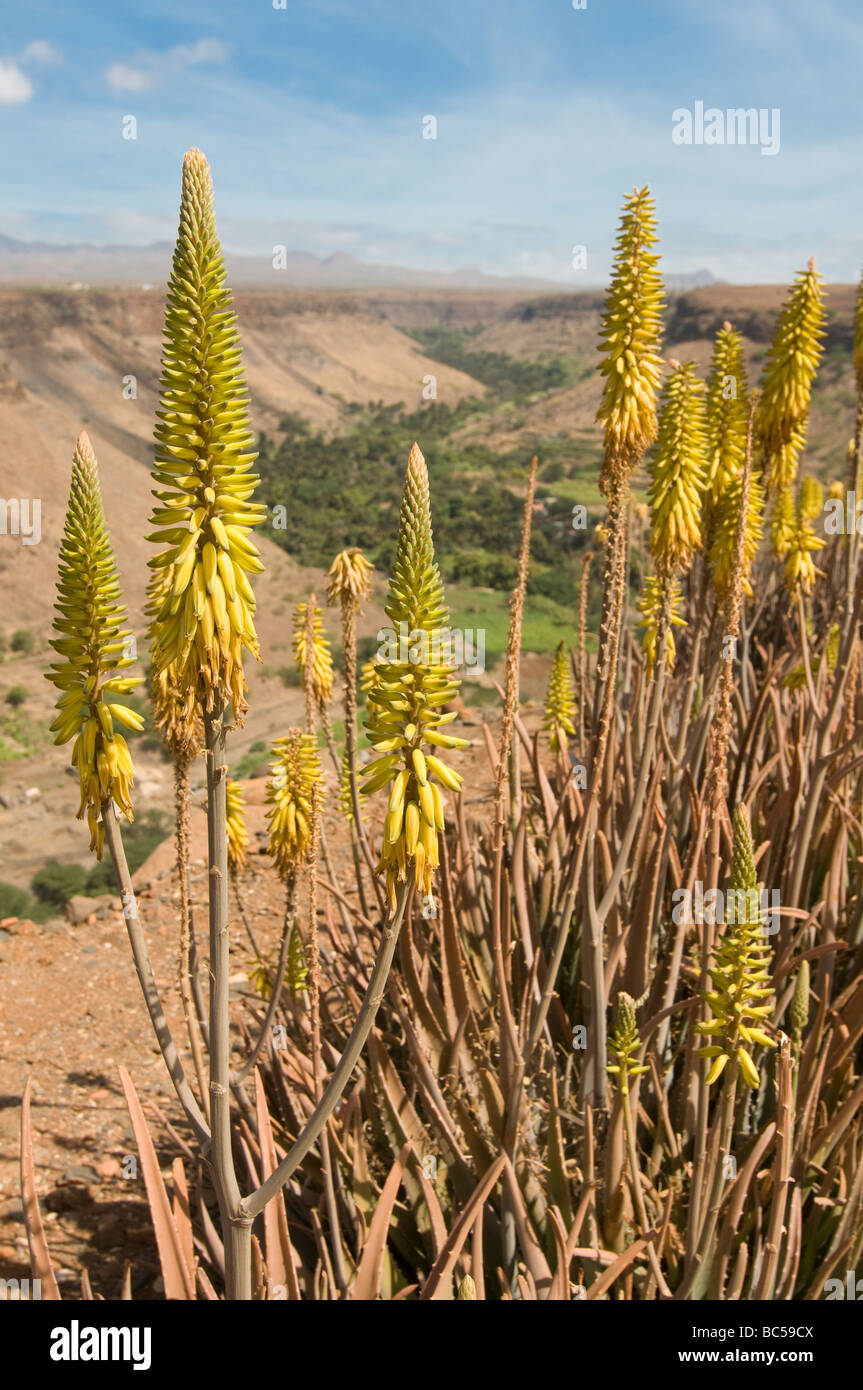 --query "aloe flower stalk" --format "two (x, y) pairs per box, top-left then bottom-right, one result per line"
(543, 641), (576, 752)
(607, 993), (649, 1095)
(596, 186), (664, 487)
(147, 148), (265, 724)
(785, 477), (825, 595)
(705, 323), (749, 515)
(293, 600), (335, 706)
(709, 468), (765, 600)
(266, 729), (323, 885)
(46, 431), (143, 858)
(648, 360), (708, 577)
(696, 805), (776, 1089)
(362, 442), (467, 908)
(637, 572), (685, 675)
(48, 430), (210, 1155)
(757, 259), (825, 499)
